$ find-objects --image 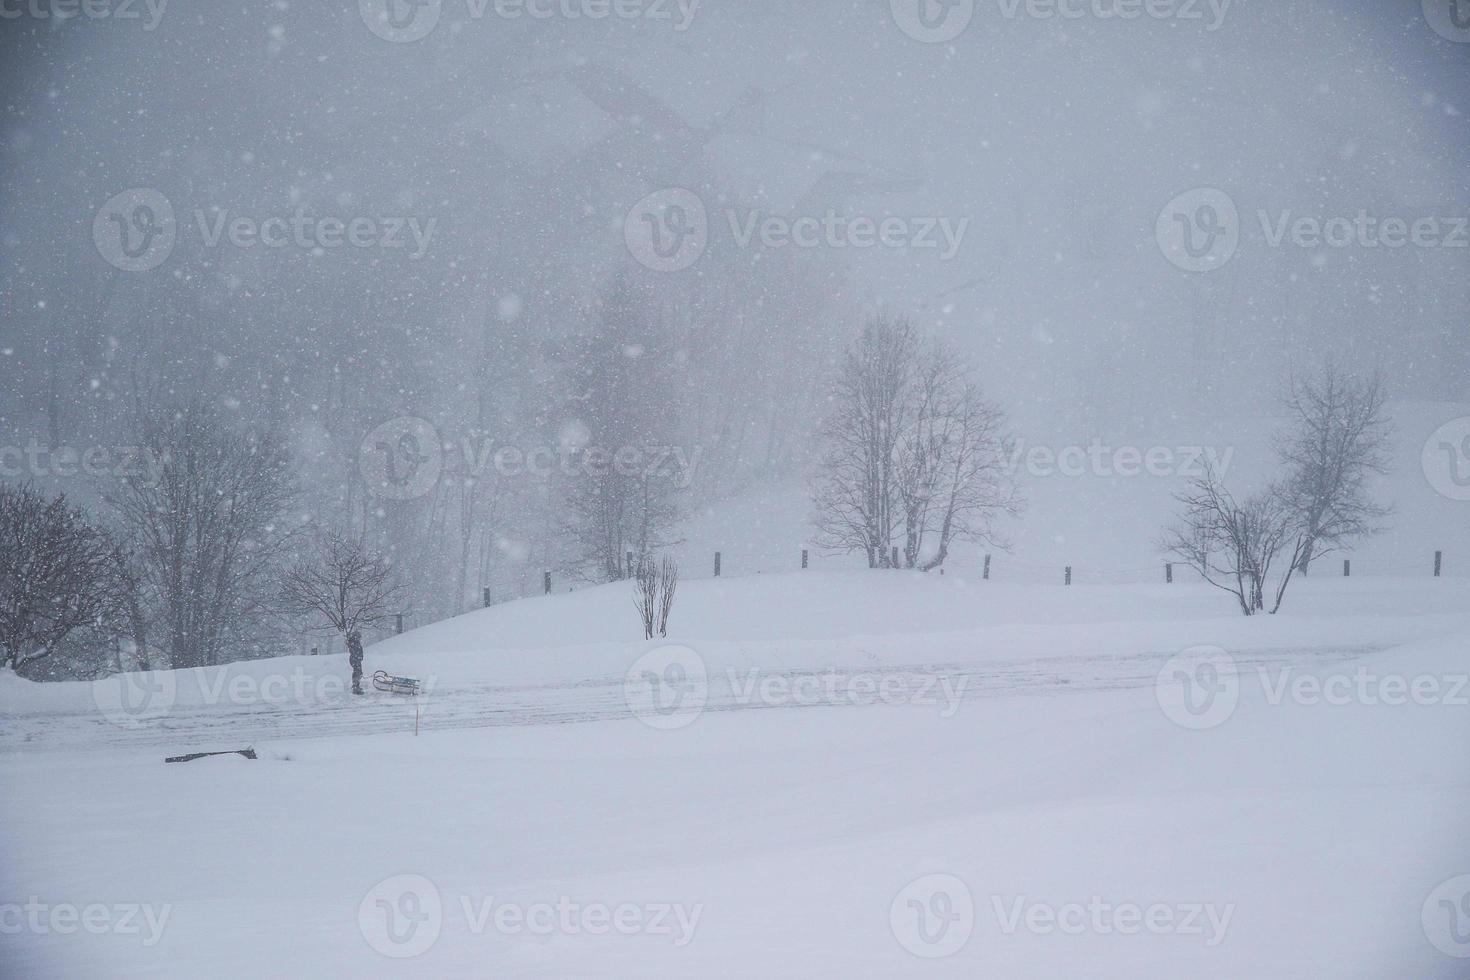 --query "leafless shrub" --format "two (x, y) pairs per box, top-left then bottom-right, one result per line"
(1162, 465), (1307, 616)
(657, 556), (678, 637)
(633, 555), (659, 640)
